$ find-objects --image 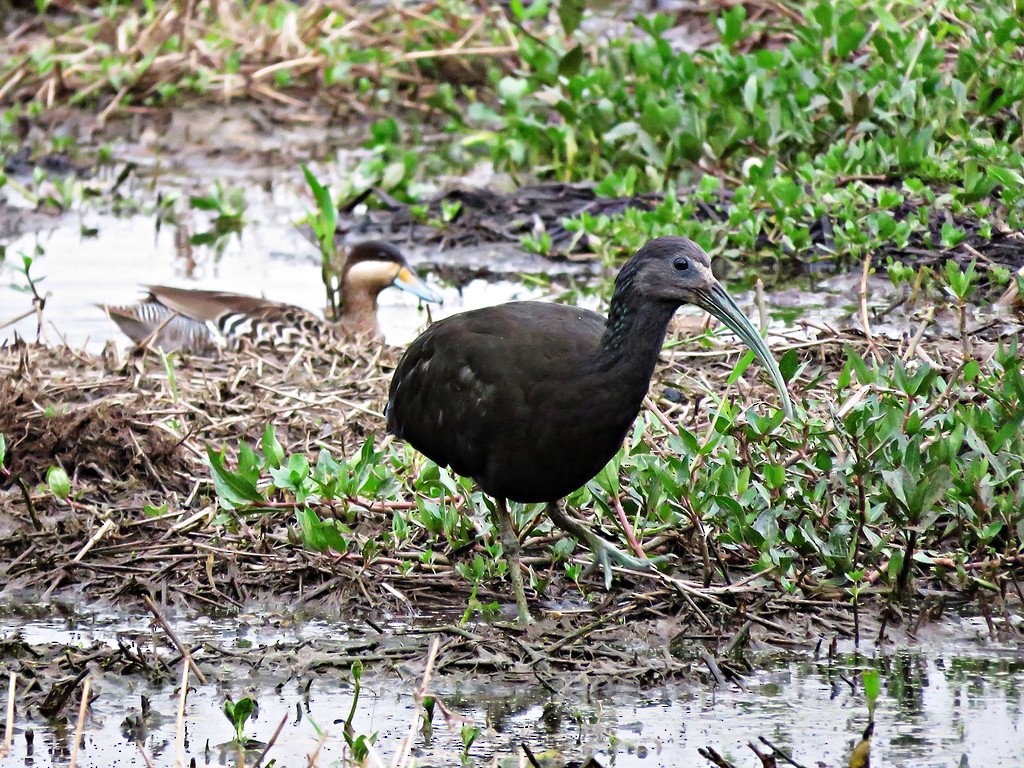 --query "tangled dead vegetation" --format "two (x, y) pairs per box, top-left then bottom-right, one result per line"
(0, 337), (398, 602)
